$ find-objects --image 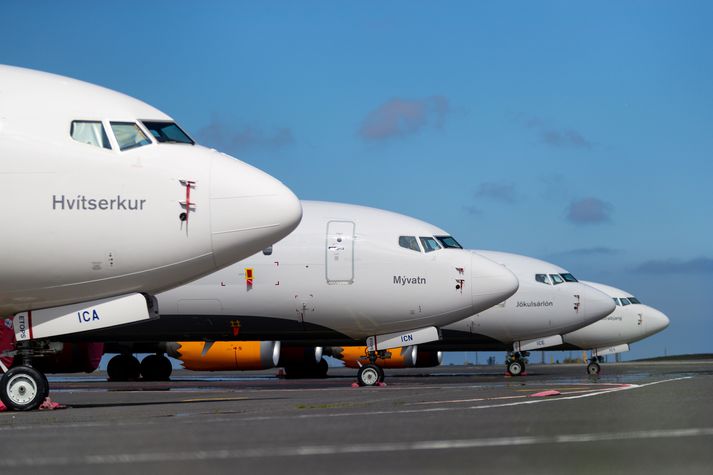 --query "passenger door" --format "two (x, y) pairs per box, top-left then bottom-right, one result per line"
(326, 220), (355, 284)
